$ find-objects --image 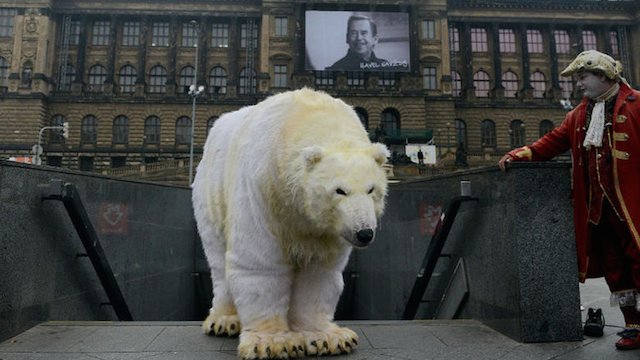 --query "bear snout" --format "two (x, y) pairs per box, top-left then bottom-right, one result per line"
(356, 228), (374, 245)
